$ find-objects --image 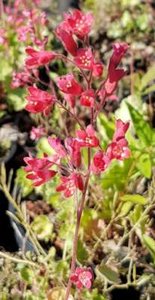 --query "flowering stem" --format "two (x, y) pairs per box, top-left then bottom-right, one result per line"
(64, 172), (90, 300)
